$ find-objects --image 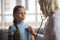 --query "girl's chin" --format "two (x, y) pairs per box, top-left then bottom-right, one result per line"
(16, 18), (24, 22)
(19, 20), (24, 22)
